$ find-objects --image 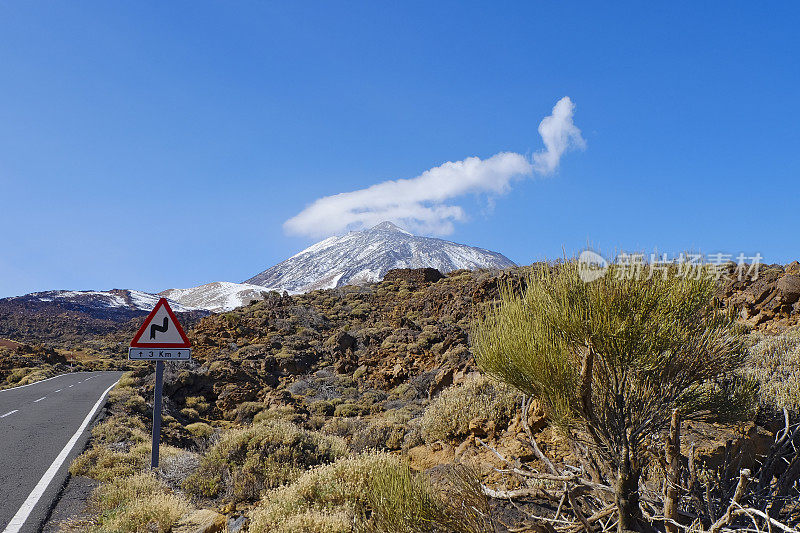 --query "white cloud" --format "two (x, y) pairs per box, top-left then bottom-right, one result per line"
(533, 96), (586, 174)
(284, 96), (584, 238)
